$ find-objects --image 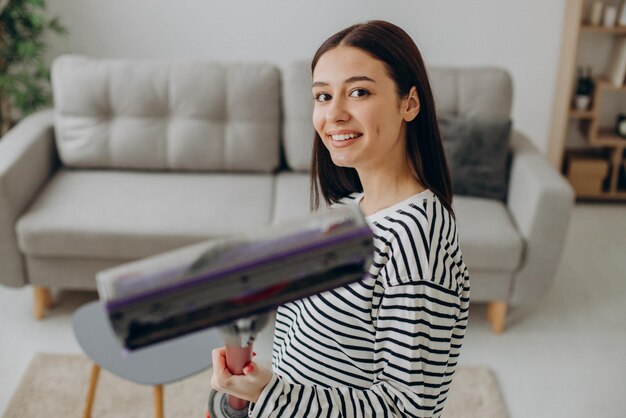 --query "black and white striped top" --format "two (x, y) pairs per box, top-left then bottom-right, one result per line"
(250, 189), (470, 418)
